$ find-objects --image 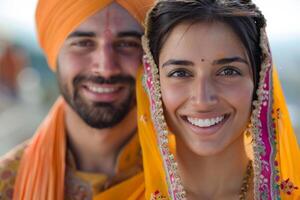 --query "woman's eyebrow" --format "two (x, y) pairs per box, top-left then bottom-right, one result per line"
(213, 56), (249, 65)
(162, 59), (194, 68)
